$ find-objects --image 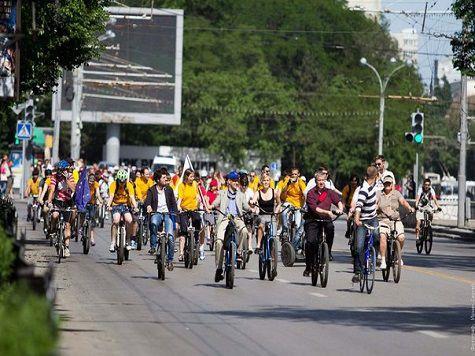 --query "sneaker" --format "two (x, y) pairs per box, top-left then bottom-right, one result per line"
(199, 250), (205, 260)
(297, 249), (303, 255)
(303, 269), (310, 277)
(91, 238), (96, 246)
(380, 259), (387, 270)
(126, 244), (132, 251)
(109, 243), (115, 253)
(148, 247), (156, 255)
(64, 247), (71, 257)
(247, 249), (253, 256)
(329, 253), (333, 261)
(167, 261), (174, 271)
(178, 254), (184, 262)
(352, 273), (361, 283)
(215, 268), (224, 282)
(400, 259), (404, 266)
(130, 240), (137, 250)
